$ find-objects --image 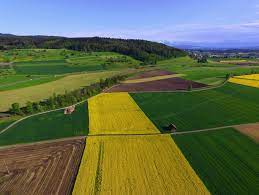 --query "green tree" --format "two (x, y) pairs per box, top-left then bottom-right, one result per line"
(25, 101), (33, 114)
(10, 103), (21, 115)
